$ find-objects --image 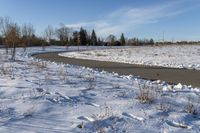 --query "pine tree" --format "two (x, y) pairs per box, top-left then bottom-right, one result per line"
(97, 37), (101, 46)
(79, 27), (87, 45)
(72, 31), (79, 45)
(120, 33), (126, 46)
(0, 36), (3, 45)
(91, 29), (97, 46)
(149, 38), (154, 45)
(87, 34), (92, 45)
